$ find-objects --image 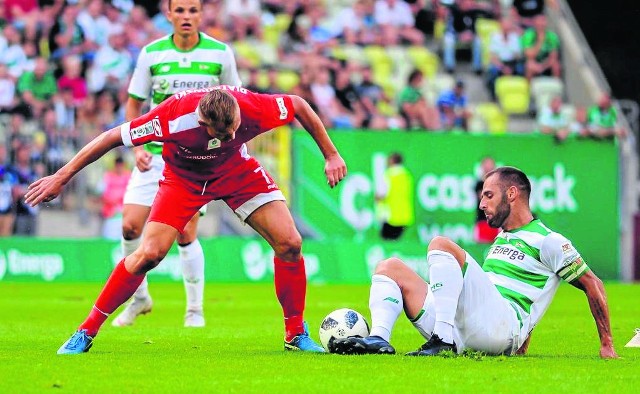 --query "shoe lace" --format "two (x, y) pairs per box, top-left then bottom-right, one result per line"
(417, 334), (442, 351)
(66, 331), (87, 349)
